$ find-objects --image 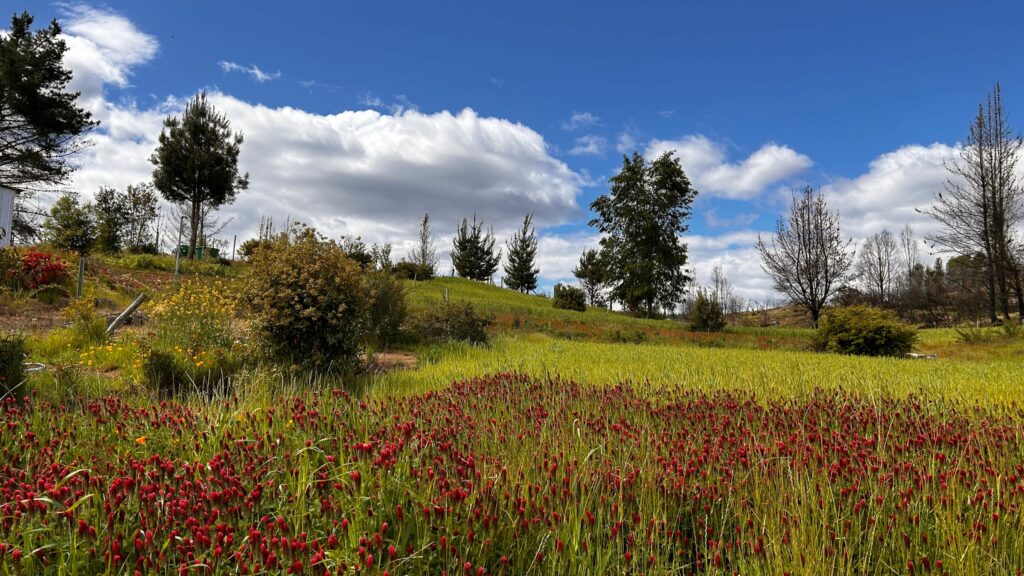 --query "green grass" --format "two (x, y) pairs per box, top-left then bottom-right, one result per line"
(372, 333), (1024, 406)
